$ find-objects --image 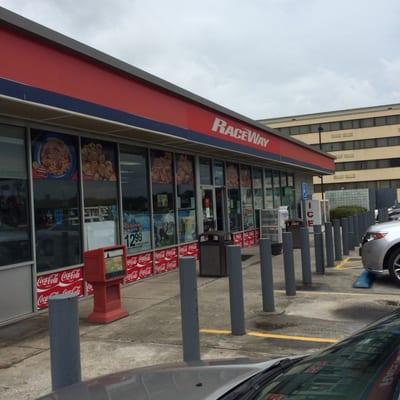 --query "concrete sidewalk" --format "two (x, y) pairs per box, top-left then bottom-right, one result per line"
(1, 245), (400, 400)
